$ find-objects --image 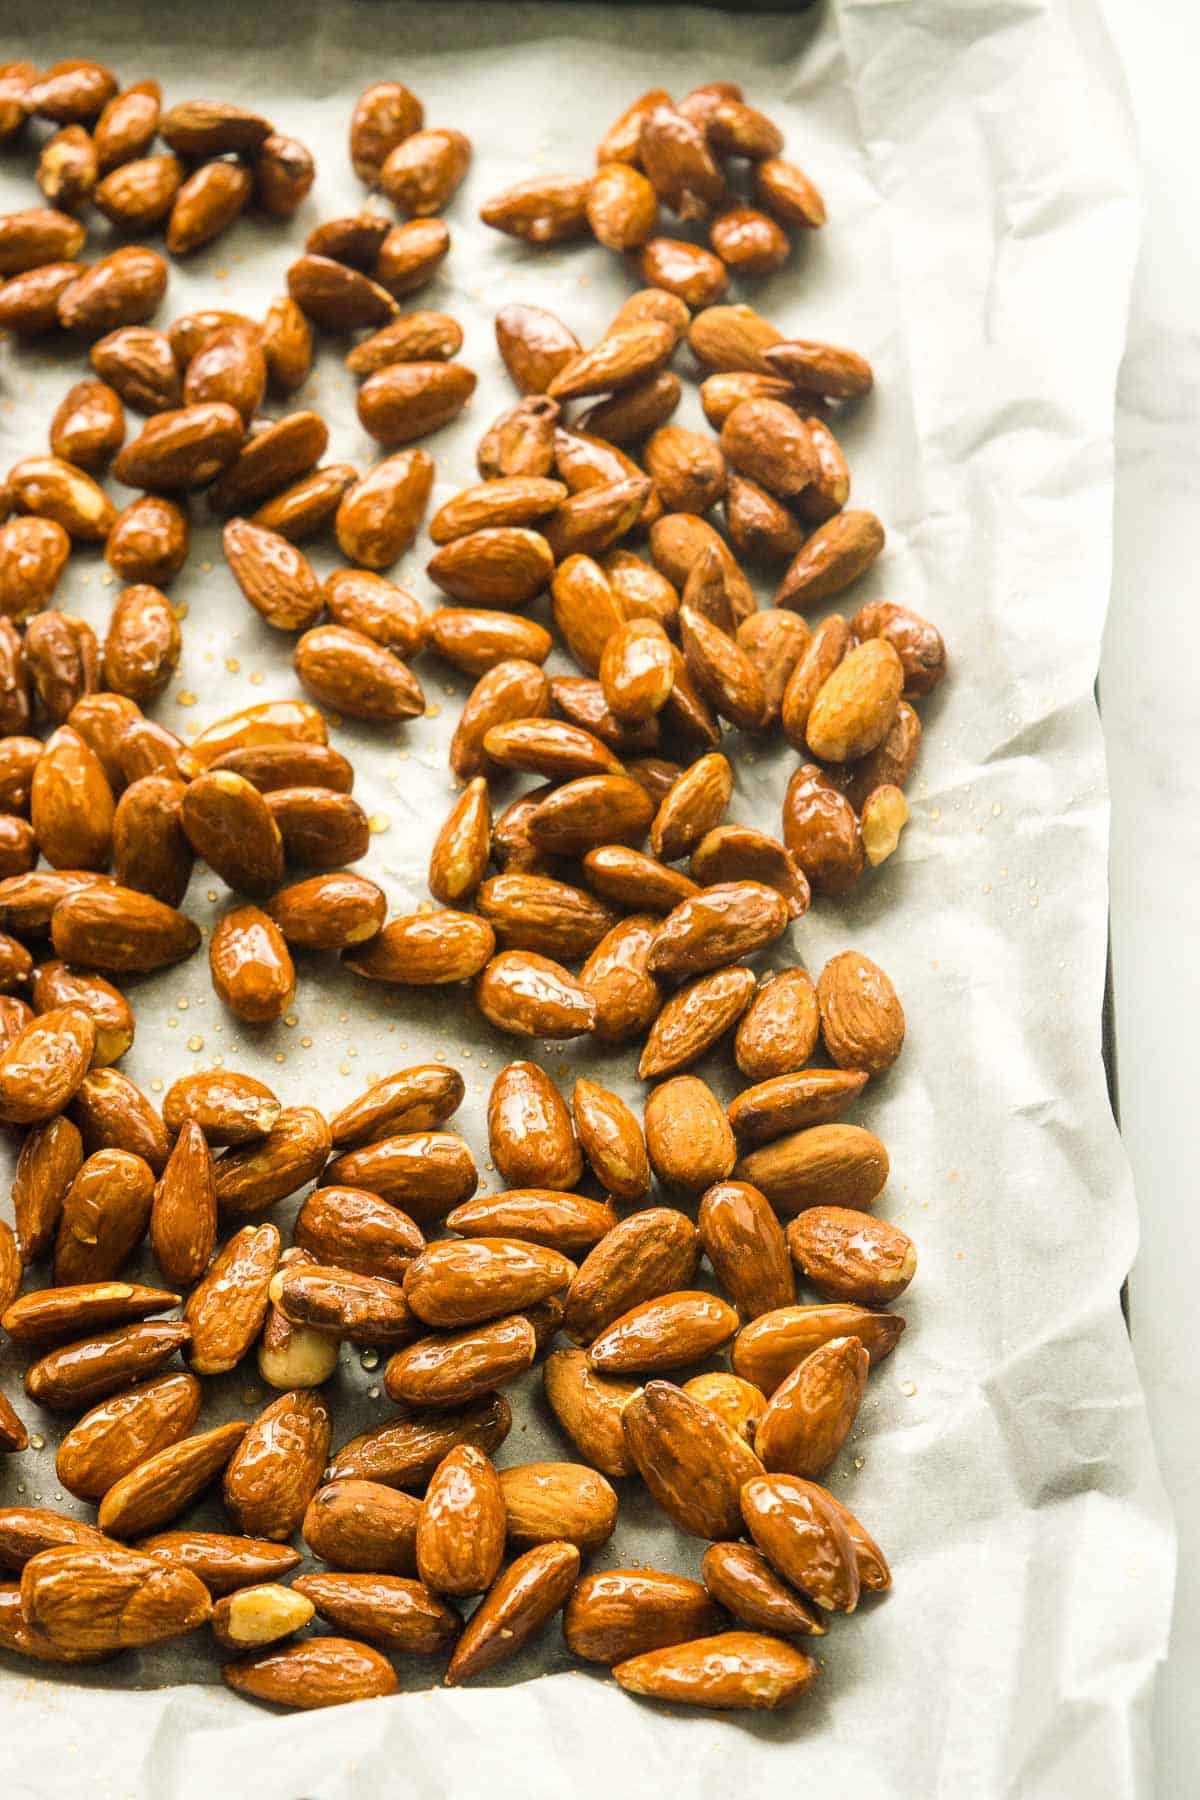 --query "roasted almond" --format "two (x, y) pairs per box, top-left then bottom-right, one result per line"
(327, 1393), (511, 1490)
(223, 1635), (398, 1709)
(269, 1262), (416, 1347)
(776, 510), (885, 610)
(690, 825), (810, 920)
(135, 1530), (300, 1596)
(476, 394), (559, 479)
(343, 911), (496, 987)
(781, 764), (864, 896)
(222, 519), (324, 633)
(542, 1349), (638, 1478)
(785, 1206), (916, 1305)
(294, 625), (424, 721)
(754, 1336), (868, 1477)
(184, 1222), (280, 1373)
(639, 963), (756, 1079)
(287, 251), (398, 331)
(639, 237), (729, 306)
(176, 701), (327, 777)
(150, 1121), (216, 1287)
(710, 206), (790, 276)
(728, 1068), (869, 1142)
(209, 906), (295, 1024)
(548, 322), (677, 402)
(736, 1122), (889, 1215)
(474, 950), (596, 1039)
(50, 380), (125, 471)
(0, 1004), (95, 1125)
(31, 727), (114, 871)
(701, 1540), (825, 1636)
(294, 1571), (456, 1654)
(20, 1544), (210, 1653)
(404, 1237), (574, 1329)
(563, 1206), (697, 1344)
(416, 1445), (504, 1596)
(212, 1107), (330, 1216)
(0, 516), (71, 620)
(335, 450), (433, 569)
(211, 1583), (314, 1651)
(105, 494), (190, 587)
(740, 1473), (859, 1613)
(57, 247), (168, 338)
(323, 1131), (476, 1222)
(350, 81), (424, 185)
(112, 401), (244, 493)
(698, 1178), (795, 1320)
(564, 1566), (720, 1665)
(480, 175), (591, 244)
(428, 606), (552, 676)
(347, 310), (463, 373)
(477, 872), (618, 962)
(648, 881), (788, 980)
(4, 1282), (178, 1350)
(651, 752), (732, 863)
(571, 1077), (651, 1203)
(96, 1418), (248, 1538)
(613, 1630), (817, 1711)
(328, 1063), (464, 1149)
(679, 606), (767, 731)
(622, 1379), (763, 1540)
(267, 872), (387, 951)
(817, 949), (906, 1075)
(485, 1060), (581, 1191)
(55, 1372), (201, 1504)
(806, 639), (904, 763)
(267, 786), (370, 870)
(499, 1461), (617, 1552)
(385, 1315), (537, 1409)
(223, 1389), (332, 1541)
